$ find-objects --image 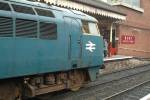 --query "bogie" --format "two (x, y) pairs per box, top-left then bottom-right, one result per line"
(0, 69), (89, 99)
